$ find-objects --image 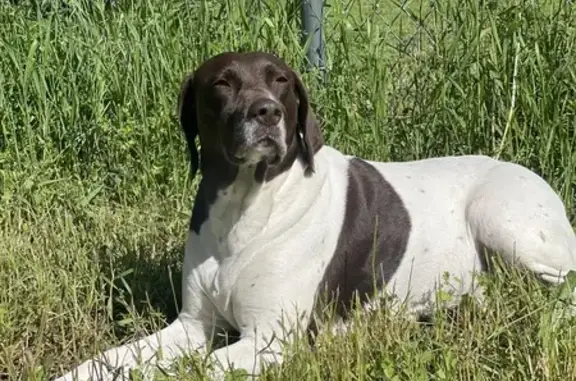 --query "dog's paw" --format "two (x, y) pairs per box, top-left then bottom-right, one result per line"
(207, 367), (257, 381)
(52, 360), (131, 381)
